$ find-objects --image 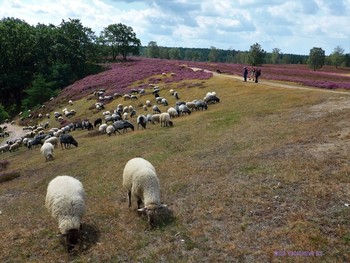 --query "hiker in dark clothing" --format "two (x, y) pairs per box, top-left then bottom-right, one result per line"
(255, 68), (261, 83)
(243, 67), (248, 82)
